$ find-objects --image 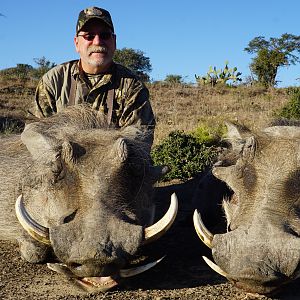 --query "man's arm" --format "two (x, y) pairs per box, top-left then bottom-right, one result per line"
(118, 84), (155, 148)
(34, 79), (57, 118)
